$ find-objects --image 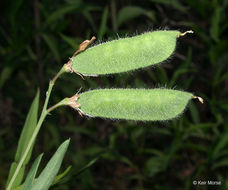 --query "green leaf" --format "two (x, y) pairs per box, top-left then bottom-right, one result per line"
(210, 7), (222, 42)
(23, 154), (43, 190)
(6, 90), (40, 188)
(59, 33), (80, 49)
(145, 154), (167, 176)
(74, 157), (98, 177)
(169, 47), (193, 86)
(15, 90), (40, 163)
(7, 164), (25, 190)
(150, 0), (187, 12)
(82, 6), (101, 33)
(44, 5), (80, 27)
(52, 166), (72, 185)
(212, 158), (228, 170)
(212, 133), (228, 160)
(41, 33), (61, 63)
(8, 0), (25, 30)
(117, 6), (154, 27)
(31, 139), (70, 190)
(188, 102), (200, 124)
(98, 6), (109, 38)
(0, 67), (13, 88)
